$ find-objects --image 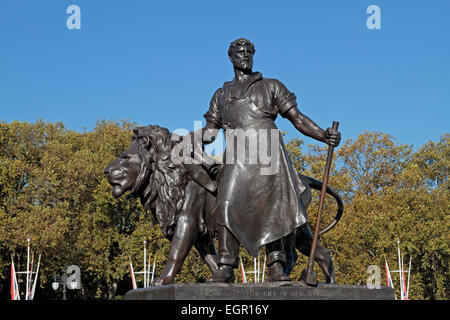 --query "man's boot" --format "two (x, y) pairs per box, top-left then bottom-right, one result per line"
(212, 225), (239, 283)
(266, 249), (290, 282)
